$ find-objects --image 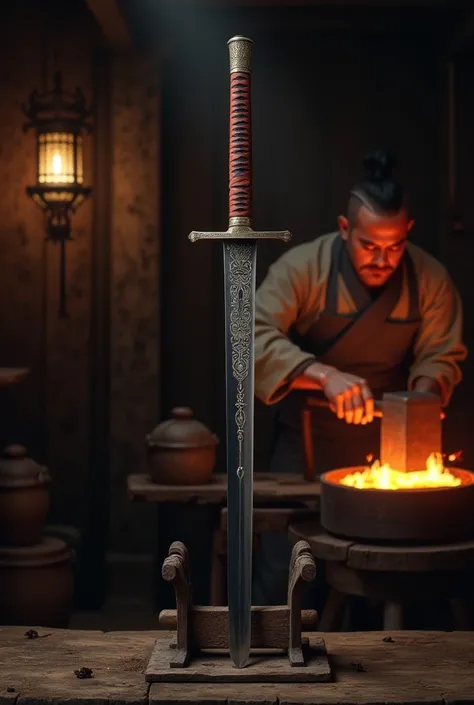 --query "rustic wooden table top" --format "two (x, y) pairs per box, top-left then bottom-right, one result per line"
(128, 472), (321, 504)
(1, 627), (474, 704)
